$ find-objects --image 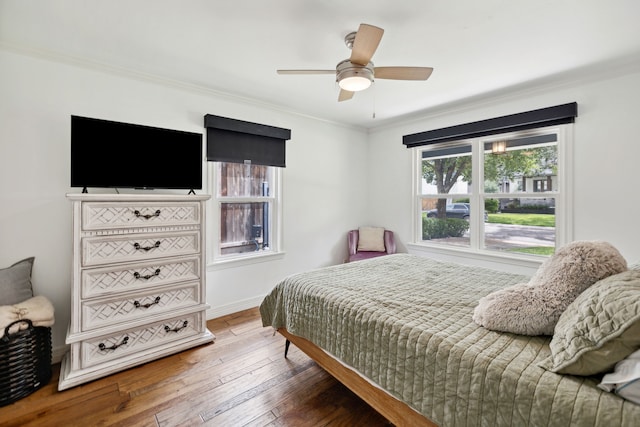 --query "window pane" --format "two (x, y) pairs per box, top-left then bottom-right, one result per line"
(421, 146), (472, 195)
(220, 202), (271, 255)
(483, 134), (557, 194)
(414, 127), (564, 258)
(421, 197), (471, 247)
(218, 163), (273, 197)
(484, 197), (555, 256)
